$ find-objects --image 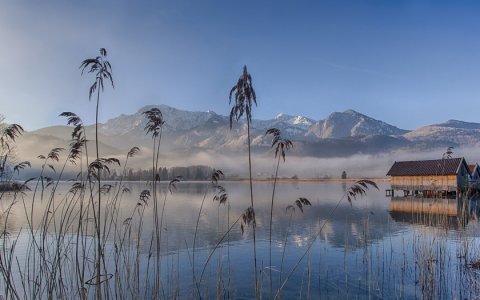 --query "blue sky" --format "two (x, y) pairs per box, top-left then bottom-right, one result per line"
(1, 0), (480, 130)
